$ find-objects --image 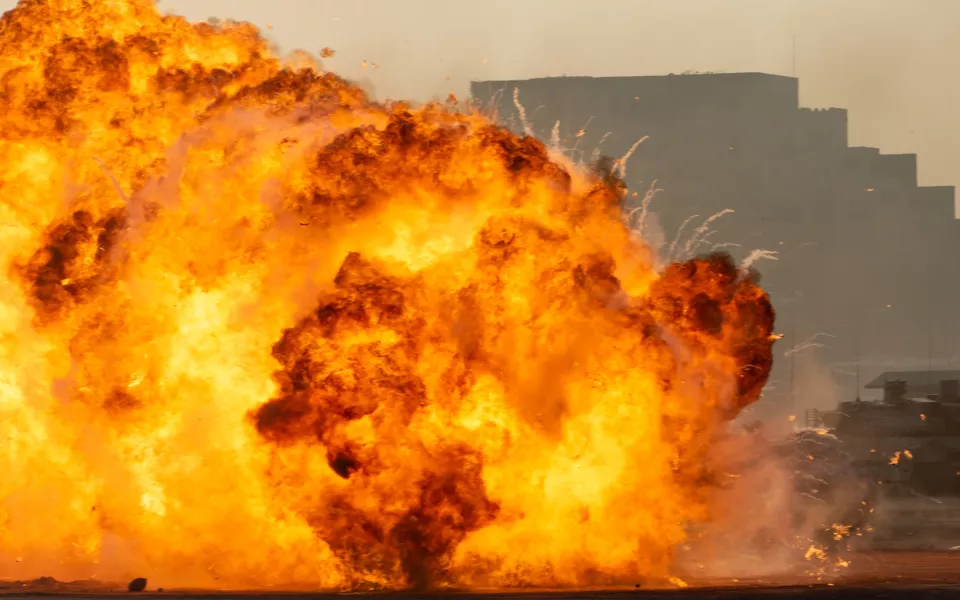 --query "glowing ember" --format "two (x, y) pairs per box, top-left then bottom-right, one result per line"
(0, 0), (775, 590)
